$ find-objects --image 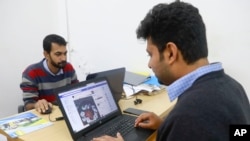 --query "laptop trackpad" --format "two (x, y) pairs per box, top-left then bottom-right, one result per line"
(124, 128), (154, 141)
